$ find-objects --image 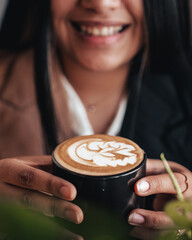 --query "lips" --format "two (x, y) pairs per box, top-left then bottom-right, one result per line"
(71, 21), (130, 37)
